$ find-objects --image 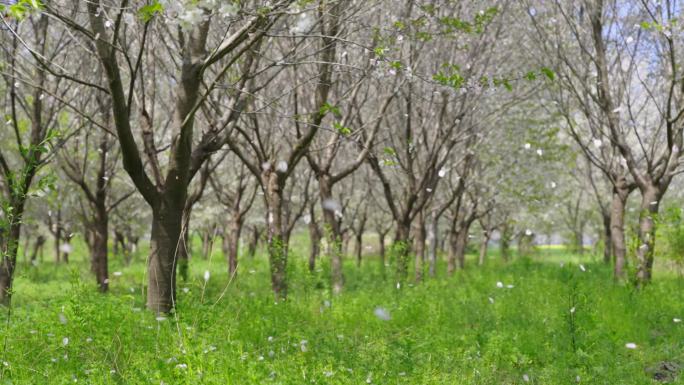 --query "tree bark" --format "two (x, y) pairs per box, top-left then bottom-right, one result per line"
(147, 201), (183, 314)
(247, 225), (260, 258)
(393, 222), (411, 281)
(91, 212), (109, 292)
(319, 177), (344, 294)
(225, 216), (242, 276)
(427, 212), (439, 277)
(308, 219), (321, 272)
(0, 221), (22, 305)
(265, 171), (288, 300)
(634, 186), (661, 287)
(414, 212), (426, 282)
(601, 211), (612, 265)
(478, 231), (491, 266)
